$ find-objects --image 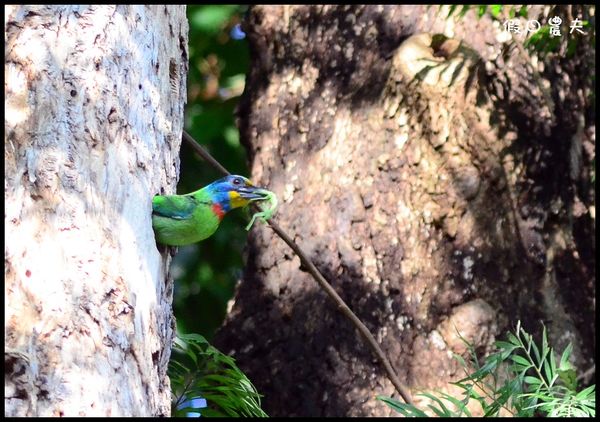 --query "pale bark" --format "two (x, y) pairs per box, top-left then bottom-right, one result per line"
(5, 5), (188, 416)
